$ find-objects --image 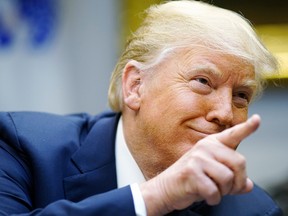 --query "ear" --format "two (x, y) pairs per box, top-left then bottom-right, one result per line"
(122, 60), (142, 111)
